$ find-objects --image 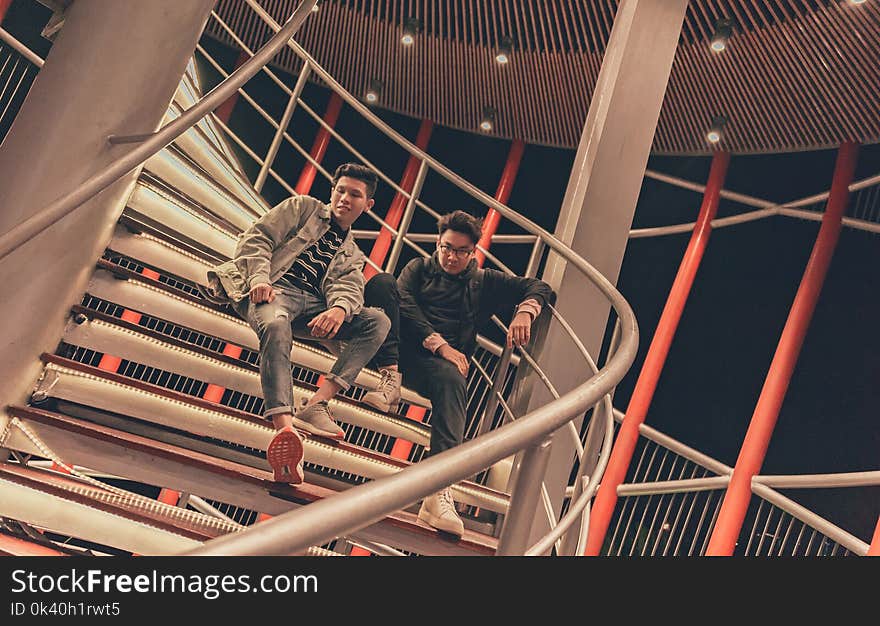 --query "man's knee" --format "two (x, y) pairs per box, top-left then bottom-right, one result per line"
(364, 272), (398, 306)
(433, 360), (467, 393)
(359, 306), (391, 340)
(260, 315), (292, 342)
